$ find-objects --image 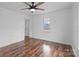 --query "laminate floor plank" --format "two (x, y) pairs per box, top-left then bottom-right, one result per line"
(0, 37), (75, 57)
